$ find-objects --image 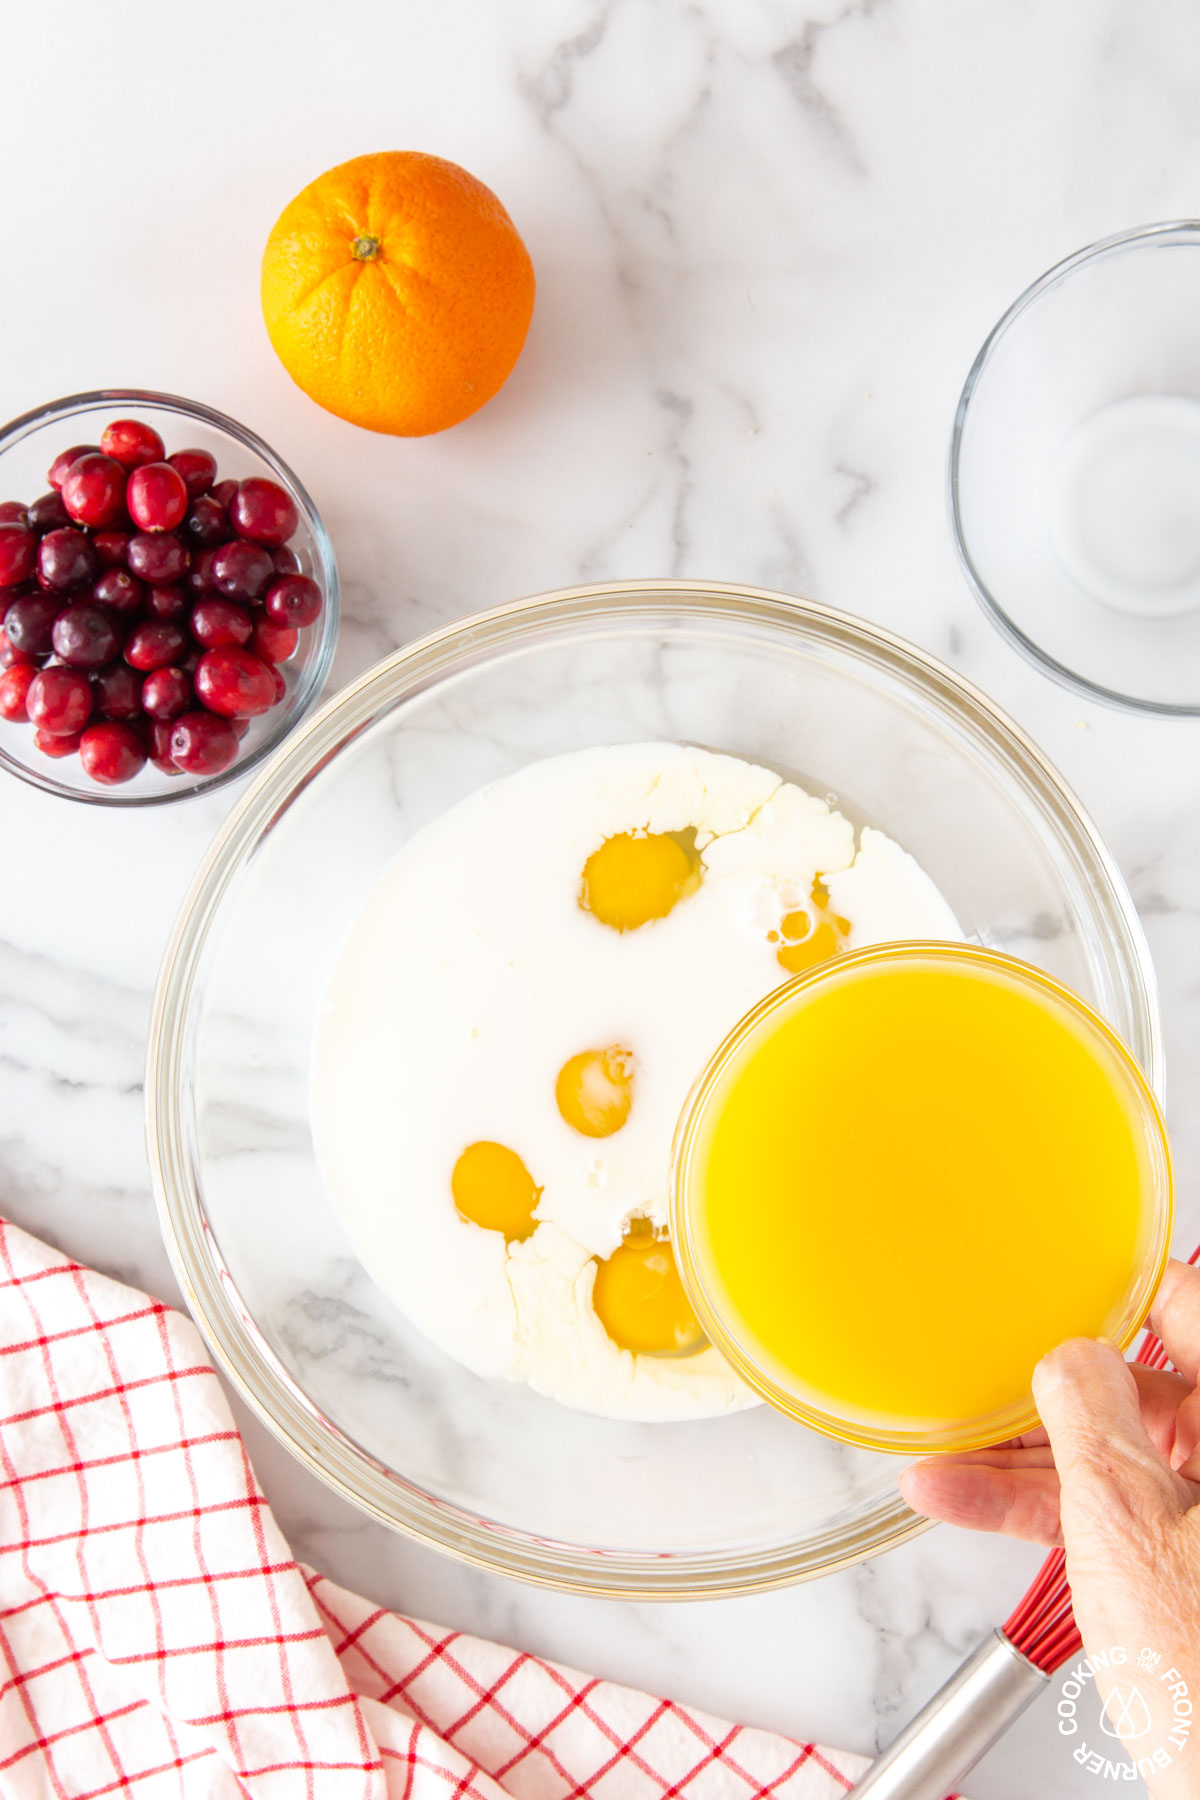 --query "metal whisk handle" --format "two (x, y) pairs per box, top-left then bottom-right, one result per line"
(846, 1631), (1048, 1799)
